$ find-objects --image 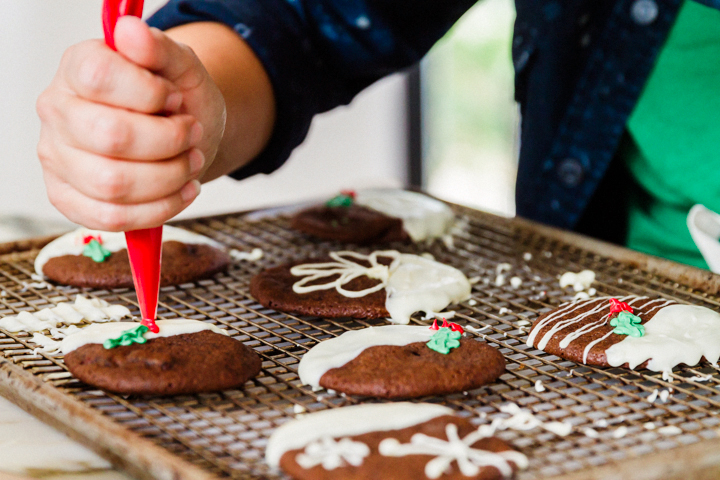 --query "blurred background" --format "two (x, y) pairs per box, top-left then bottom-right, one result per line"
(0, 0), (518, 241)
